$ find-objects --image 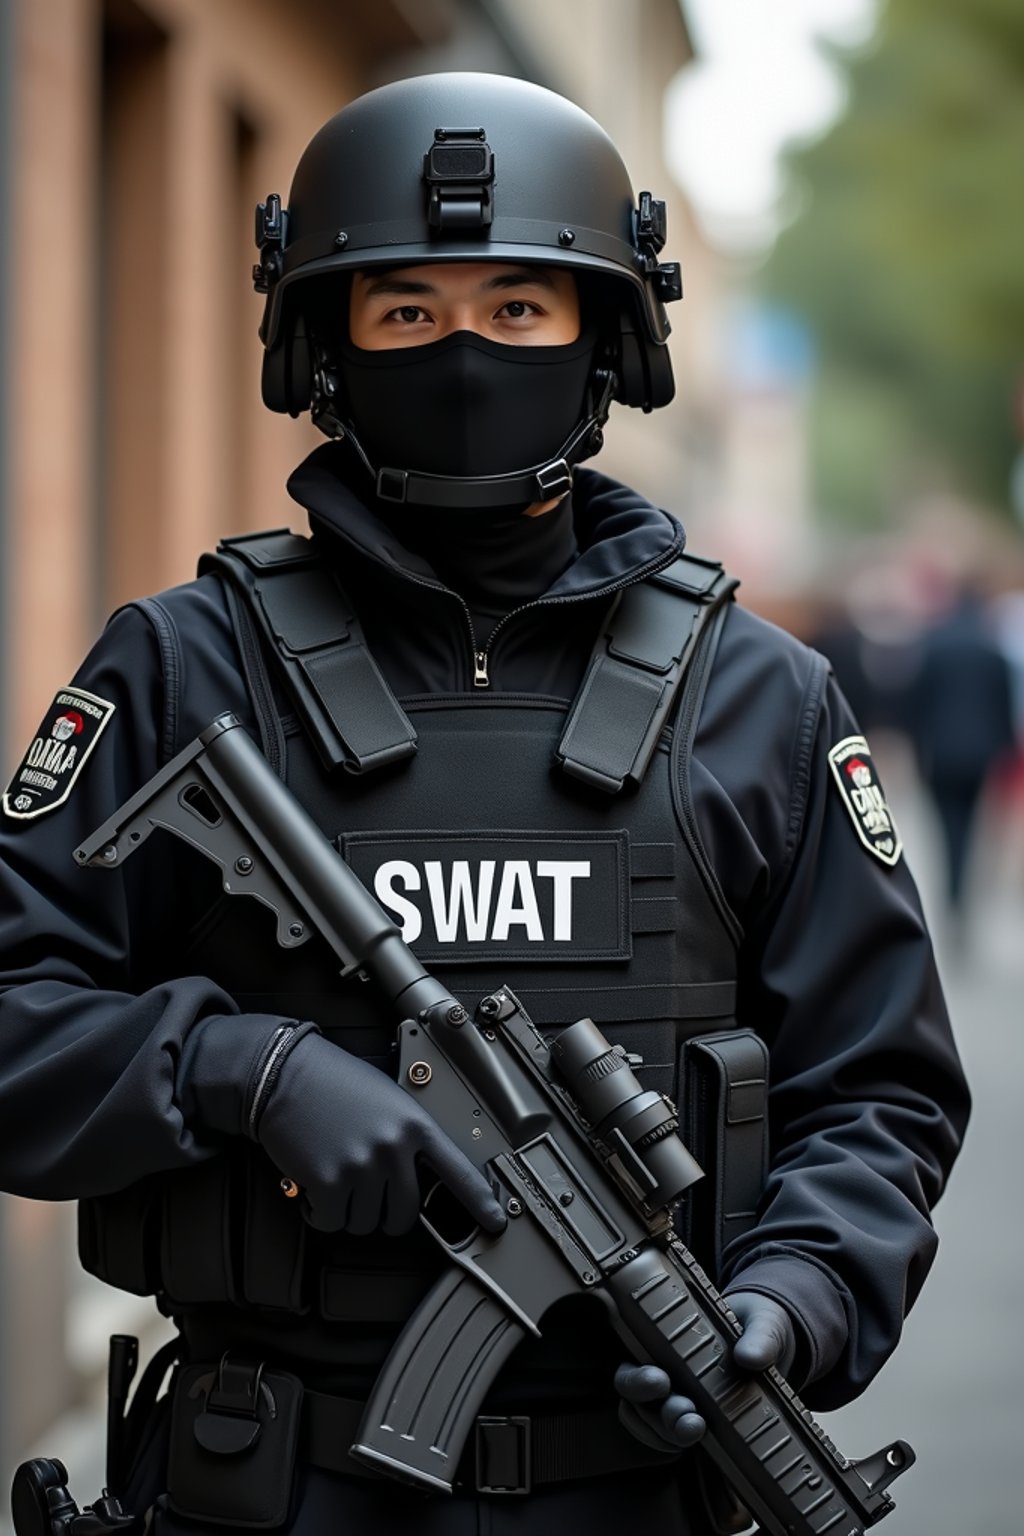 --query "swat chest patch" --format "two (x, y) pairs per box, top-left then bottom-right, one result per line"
(2, 688), (116, 820)
(341, 829), (631, 964)
(828, 735), (902, 866)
